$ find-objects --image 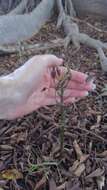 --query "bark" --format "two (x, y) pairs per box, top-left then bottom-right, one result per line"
(0, 0), (107, 71)
(0, 0), (20, 14)
(0, 0), (54, 45)
(1, 0), (107, 17)
(56, 0), (107, 71)
(0, 38), (64, 55)
(8, 0), (28, 15)
(72, 0), (107, 18)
